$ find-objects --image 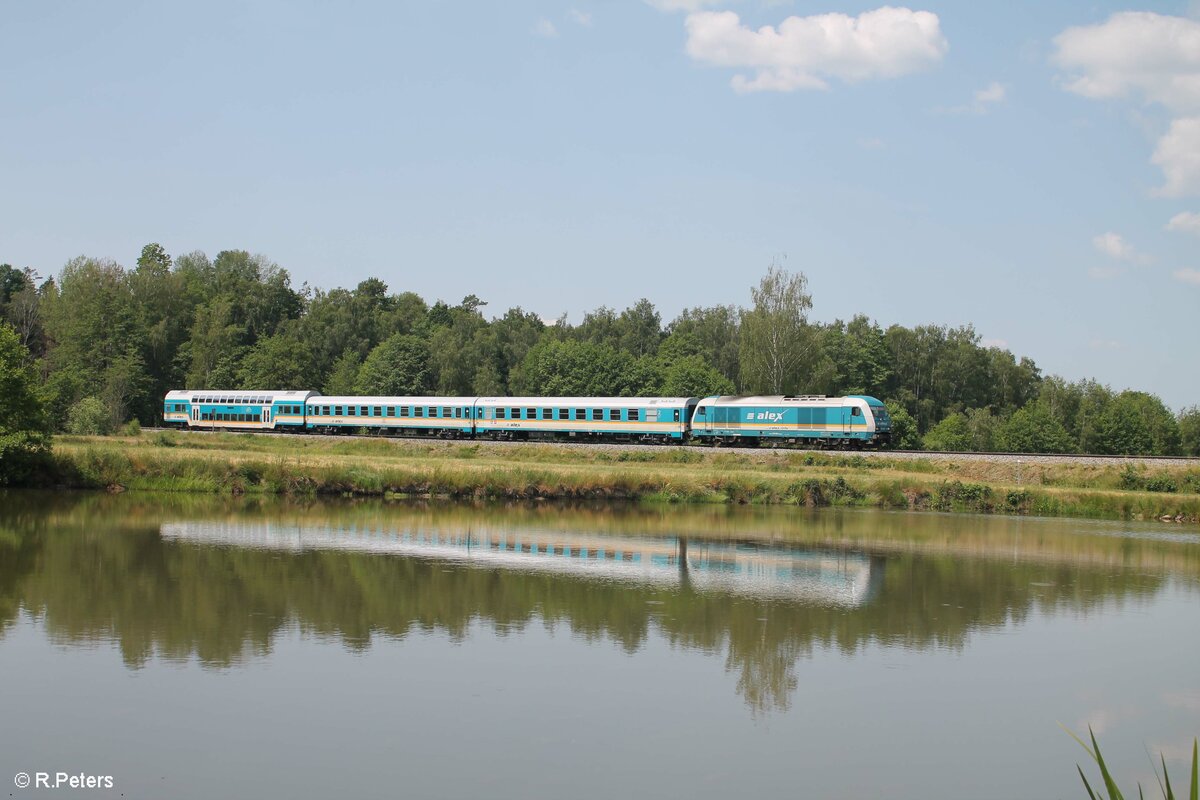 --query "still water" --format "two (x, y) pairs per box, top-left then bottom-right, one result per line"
(1, 492), (1197, 799)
